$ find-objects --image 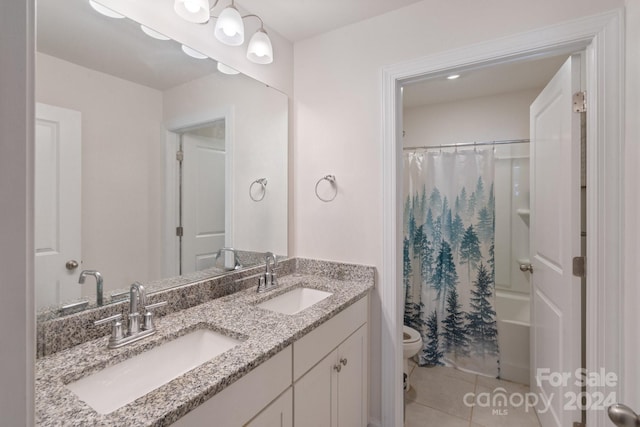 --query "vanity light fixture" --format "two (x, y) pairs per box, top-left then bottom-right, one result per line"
(181, 45), (208, 59)
(246, 25), (273, 64)
(217, 62), (240, 75)
(447, 74), (461, 80)
(89, 0), (124, 18)
(214, 2), (245, 46)
(174, 0), (211, 24)
(175, 0), (274, 65)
